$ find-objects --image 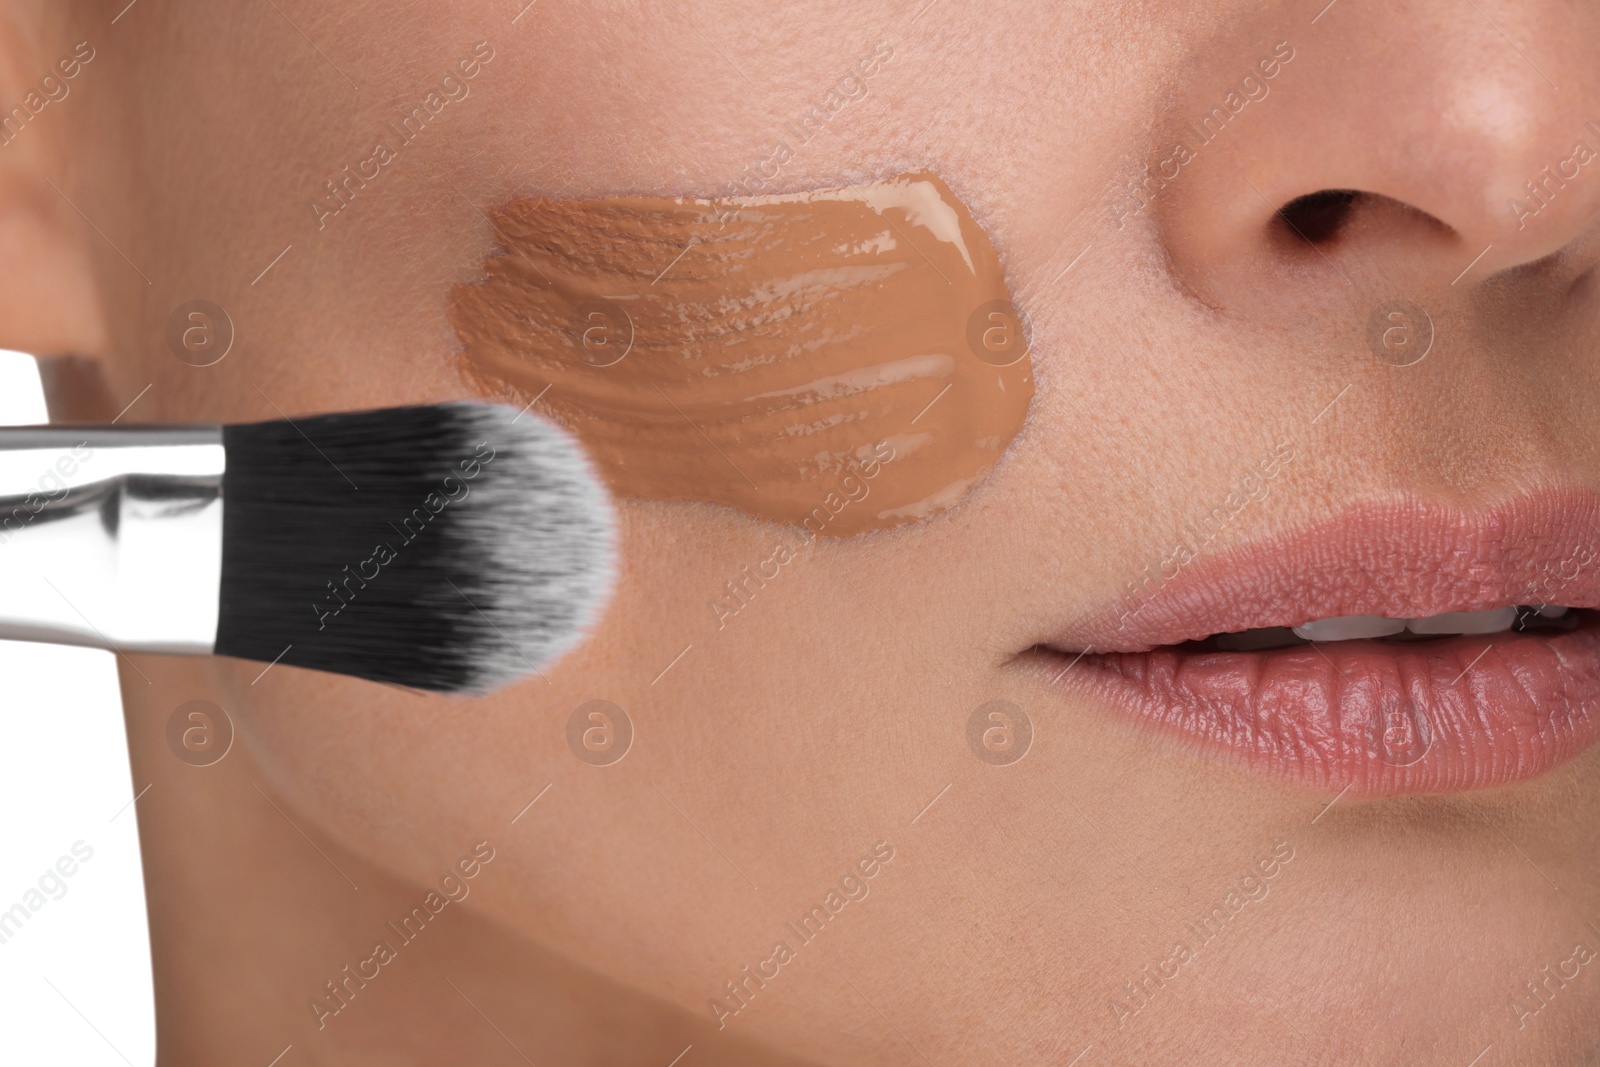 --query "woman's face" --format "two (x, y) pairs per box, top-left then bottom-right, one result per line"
(13, 0), (1600, 1062)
